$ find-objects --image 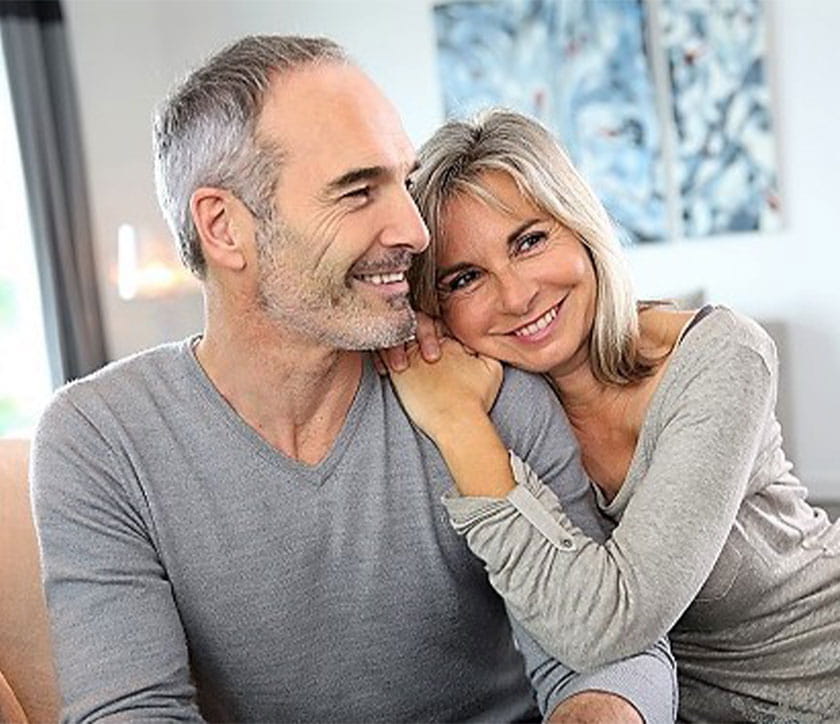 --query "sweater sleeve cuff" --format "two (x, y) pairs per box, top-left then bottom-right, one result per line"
(440, 451), (579, 551)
